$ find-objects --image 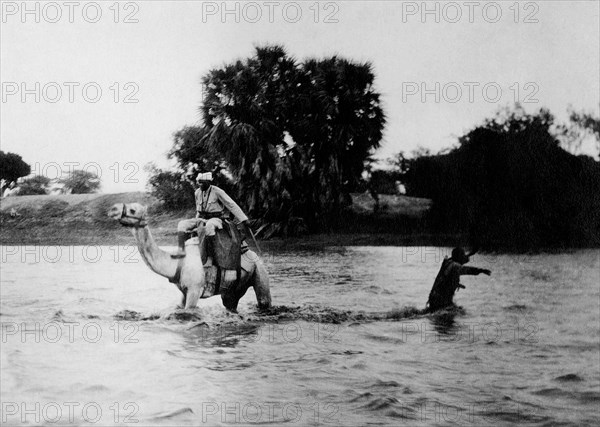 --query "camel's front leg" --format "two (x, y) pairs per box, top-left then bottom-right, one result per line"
(179, 290), (187, 309)
(184, 285), (202, 309)
(253, 261), (271, 310)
